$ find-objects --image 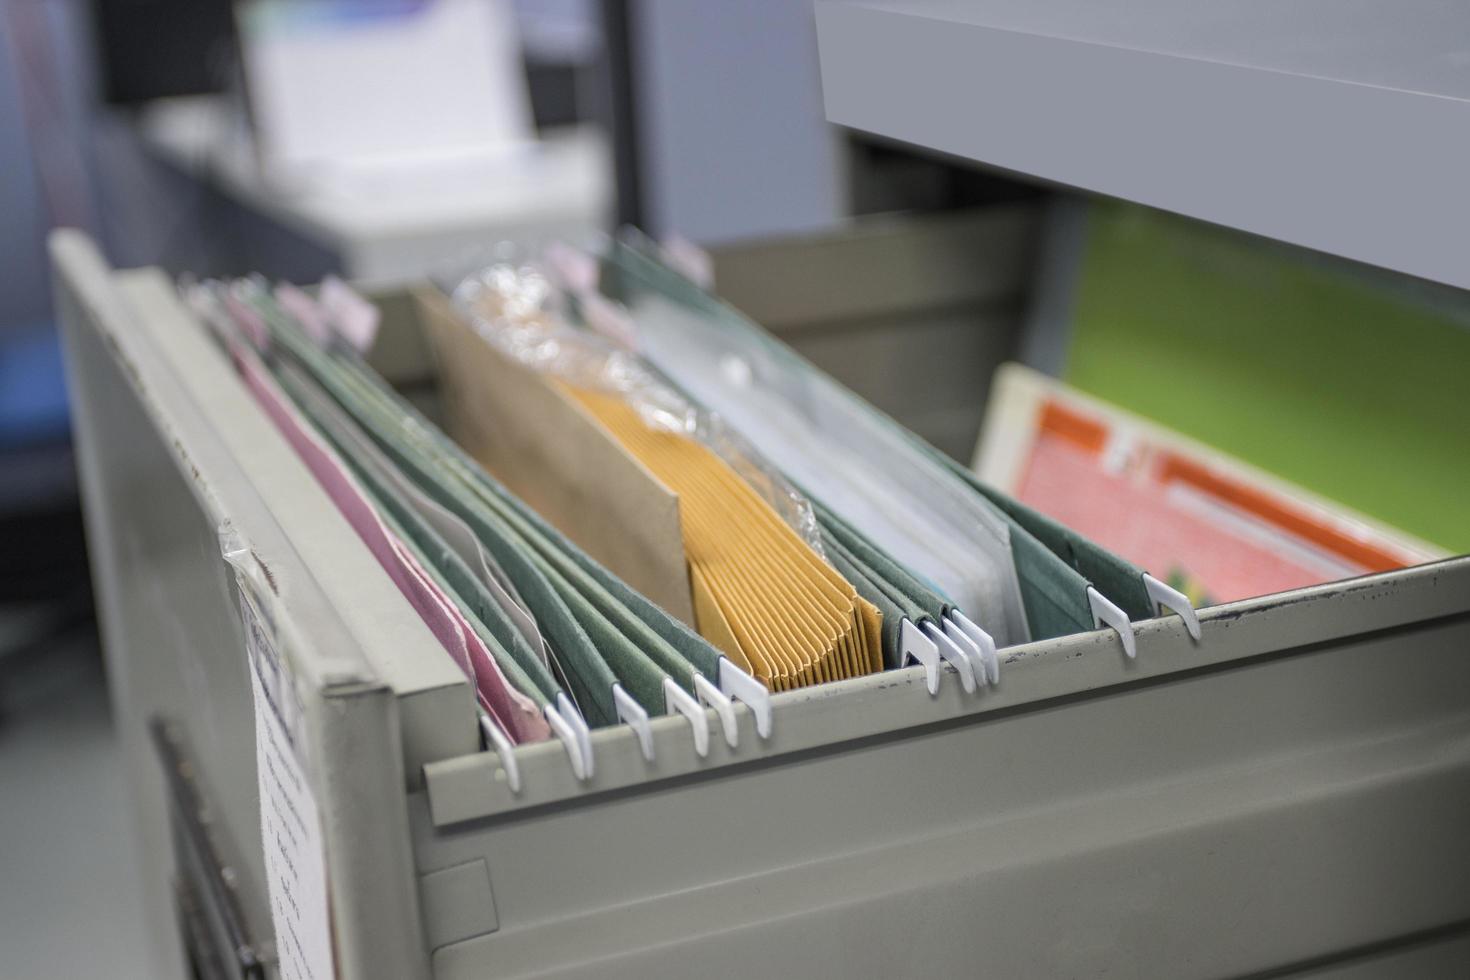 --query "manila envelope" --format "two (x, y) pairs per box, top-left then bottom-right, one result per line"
(413, 286), (697, 629)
